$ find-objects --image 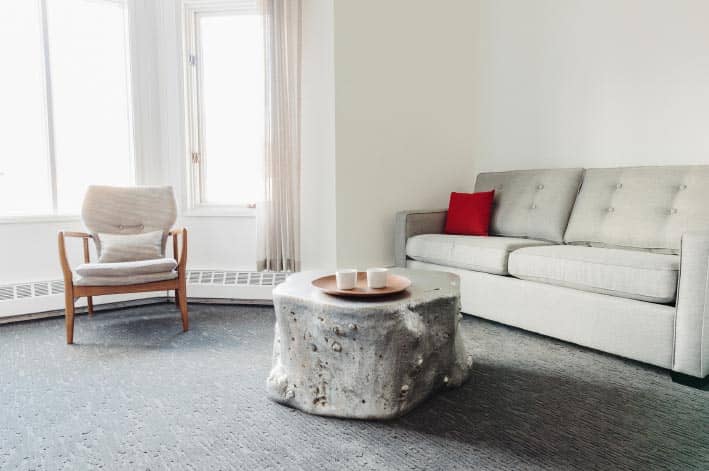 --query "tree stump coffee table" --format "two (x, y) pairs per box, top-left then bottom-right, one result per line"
(267, 269), (473, 420)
